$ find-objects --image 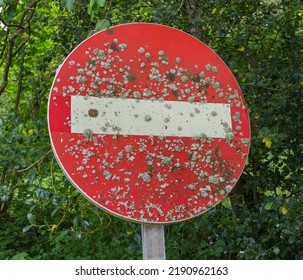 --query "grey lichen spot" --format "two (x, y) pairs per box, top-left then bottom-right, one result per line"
(181, 76), (188, 83)
(104, 170), (112, 180)
(205, 64), (212, 71)
(161, 156), (172, 166)
(233, 111), (241, 122)
(211, 66), (218, 73)
(176, 57), (182, 63)
(138, 47), (145, 54)
(194, 133), (207, 143)
(226, 185), (233, 193)
(83, 128), (93, 141)
(139, 172), (151, 182)
(211, 111), (217, 117)
(133, 91), (141, 99)
(208, 175), (220, 184)
(225, 132), (234, 142)
(125, 145), (133, 153)
(241, 138), (250, 144)
(144, 114), (152, 122)
(188, 96), (195, 103)
(200, 188), (208, 198)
